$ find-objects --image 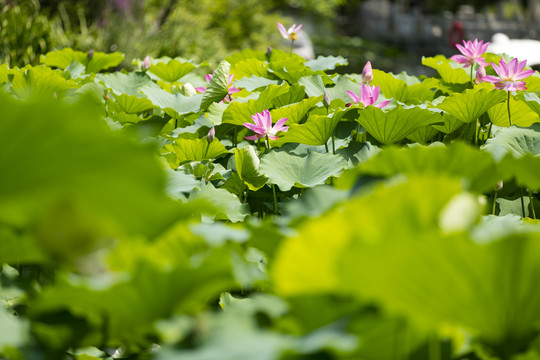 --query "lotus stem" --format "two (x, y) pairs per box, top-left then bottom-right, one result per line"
(521, 188), (526, 217)
(492, 190), (498, 215)
(429, 333), (441, 360)
(289, 40), (294, 54)
(470, 65), (474, 84)
(272, 183), (278, 214)
(529, 189), (537, 219)
(324, 142), (329, 153)
(507, 91), (512, 127)
(332, 132), (336, 155)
